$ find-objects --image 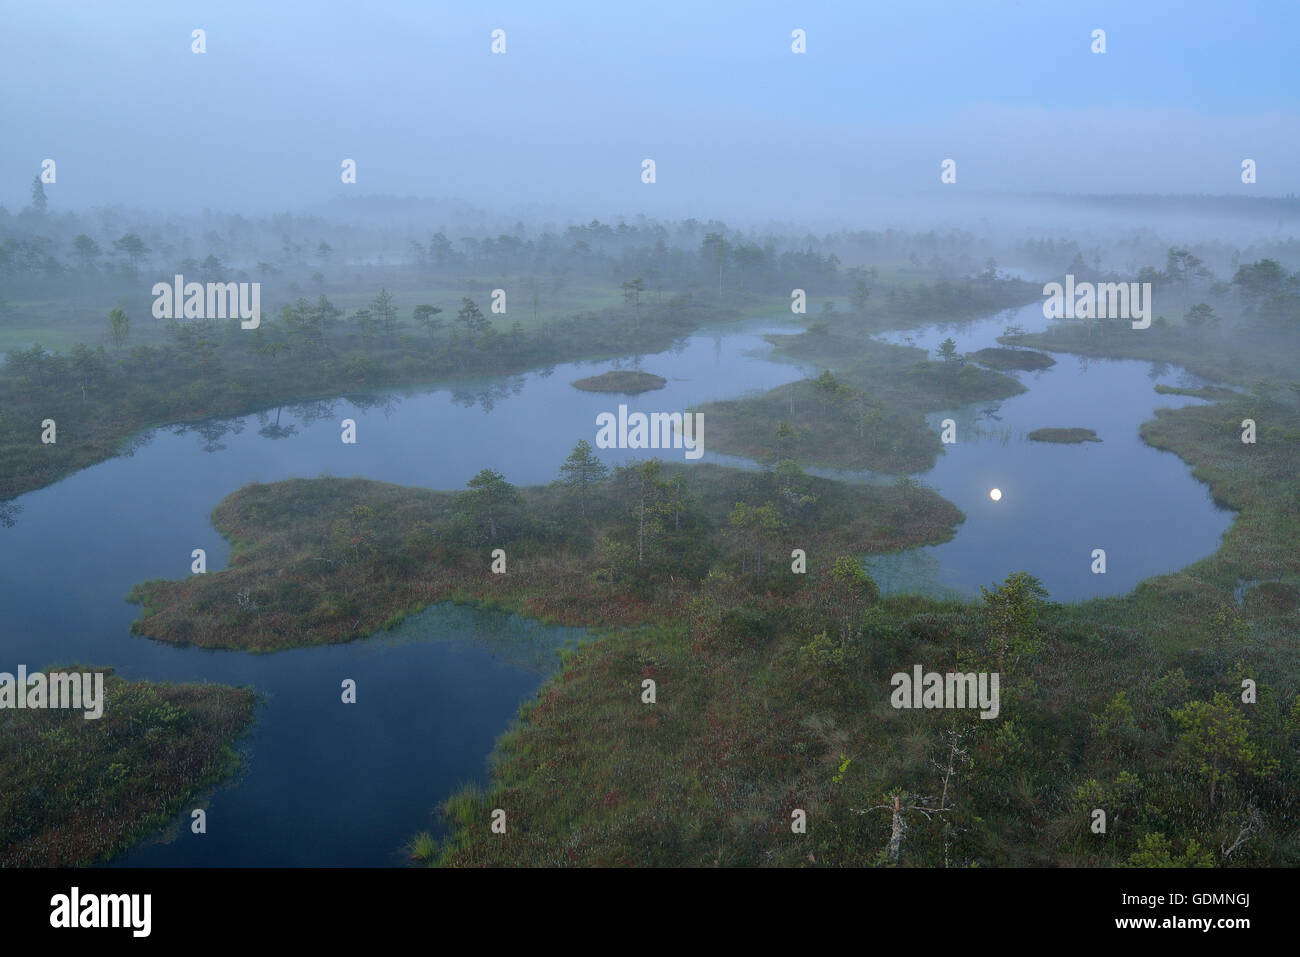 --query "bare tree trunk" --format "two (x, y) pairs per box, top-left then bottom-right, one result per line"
(940, 735), (960, 868)
(887, 795), (904, 864)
